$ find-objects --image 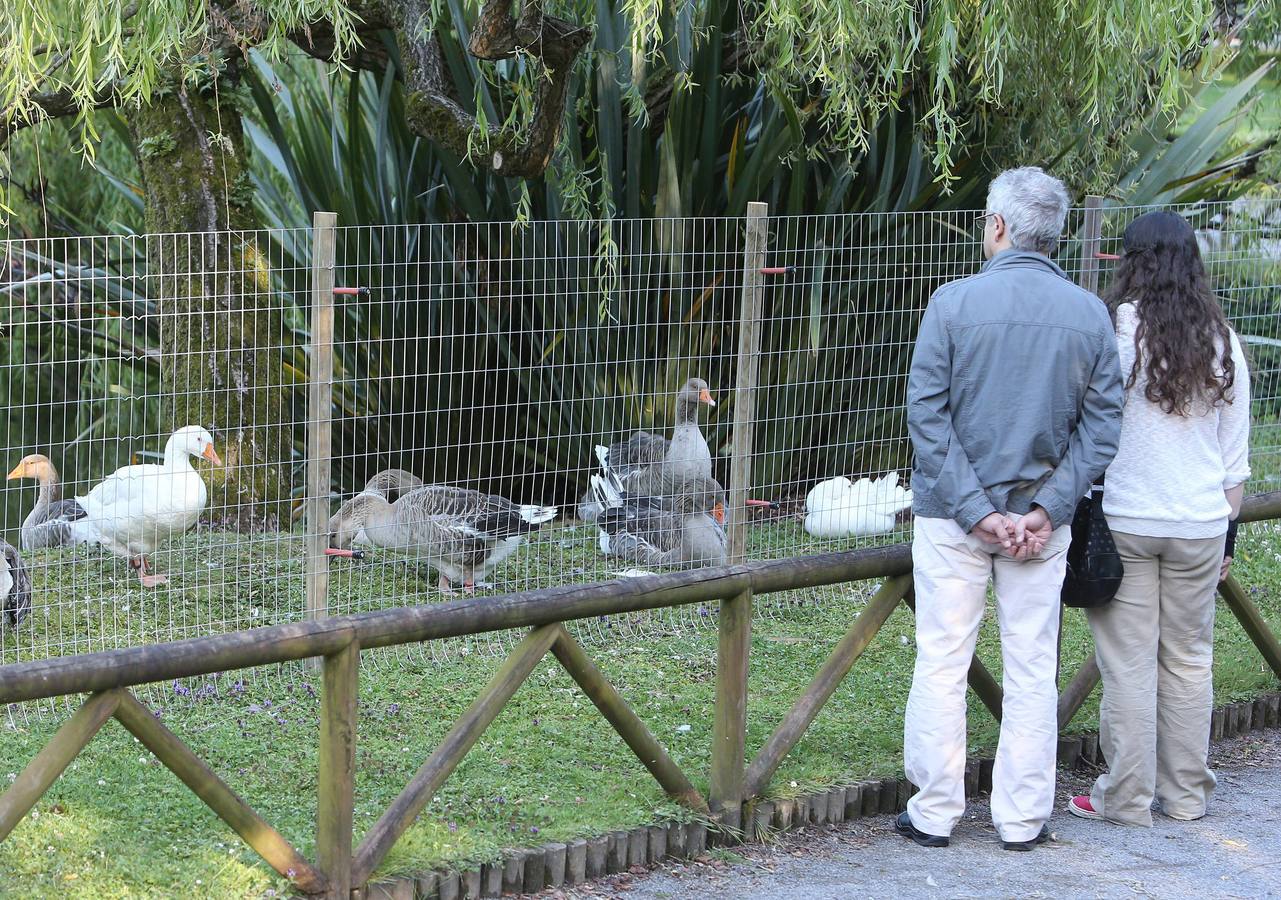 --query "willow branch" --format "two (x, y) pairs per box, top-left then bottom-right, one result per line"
(388, 0), (591, 178)
(0, 85), (122, 145)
